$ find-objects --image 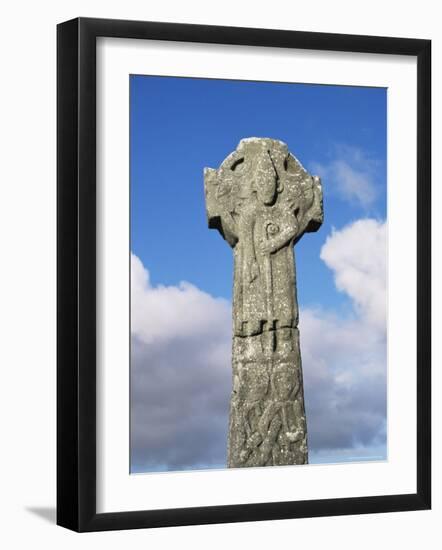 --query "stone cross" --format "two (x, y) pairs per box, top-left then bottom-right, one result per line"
(204, 138), (323, 468)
